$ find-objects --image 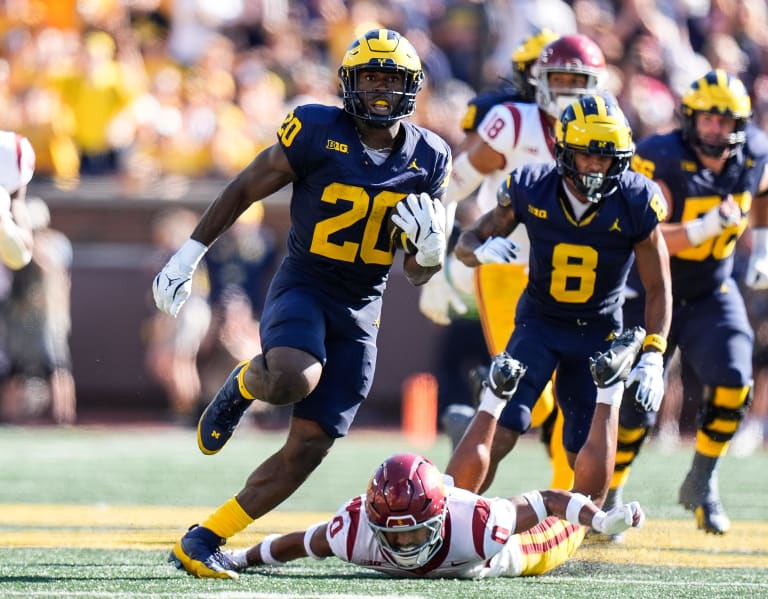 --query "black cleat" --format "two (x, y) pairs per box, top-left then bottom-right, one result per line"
(487, 352), (527, 399)
(589, 326), (646, 388)
(679, 469), (731, 534)
(197, 360), (253, 455)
